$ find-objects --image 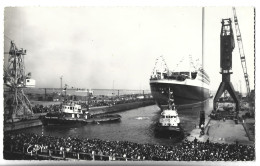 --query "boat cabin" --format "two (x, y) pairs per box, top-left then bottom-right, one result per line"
(159, 109), (180, 127)
(62, 102), (90, 119)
